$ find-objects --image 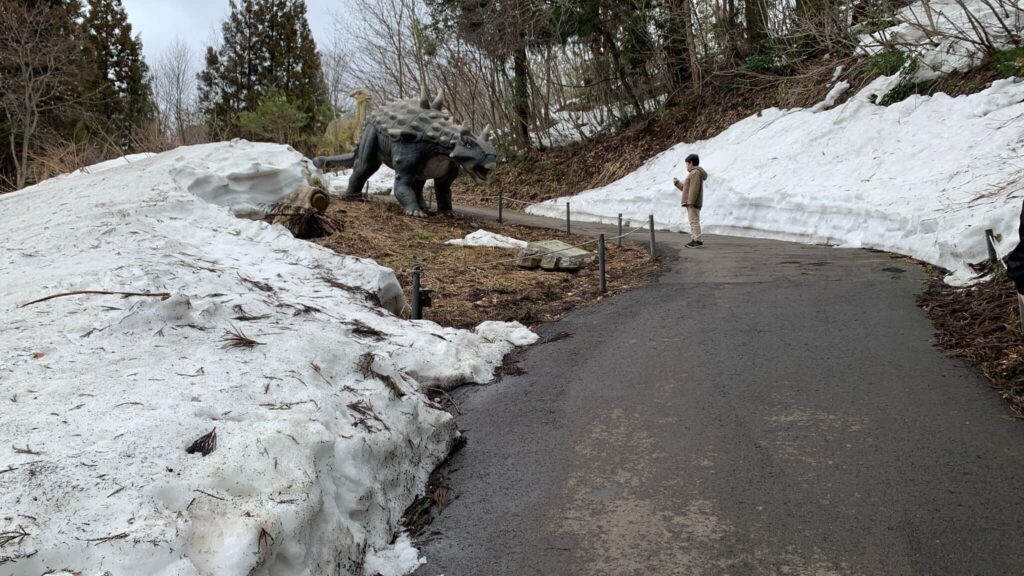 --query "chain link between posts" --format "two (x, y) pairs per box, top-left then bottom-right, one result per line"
(408, 223), (649, 277)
